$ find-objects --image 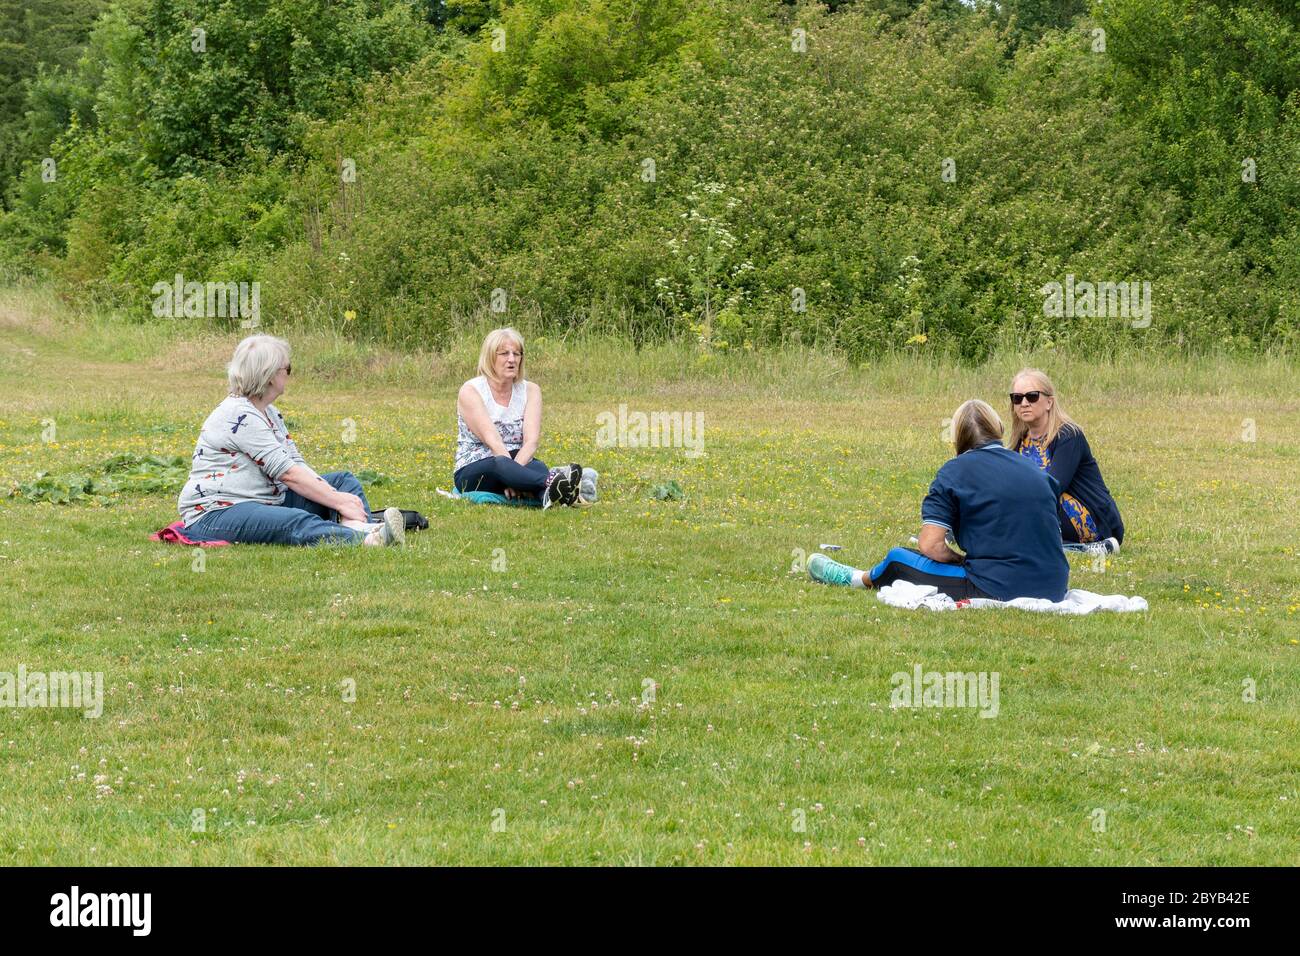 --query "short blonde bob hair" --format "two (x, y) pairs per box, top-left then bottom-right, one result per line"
(477, 327), (525, 385)
(228, 334), (290, 399)
(951, 399), (1004, 455)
